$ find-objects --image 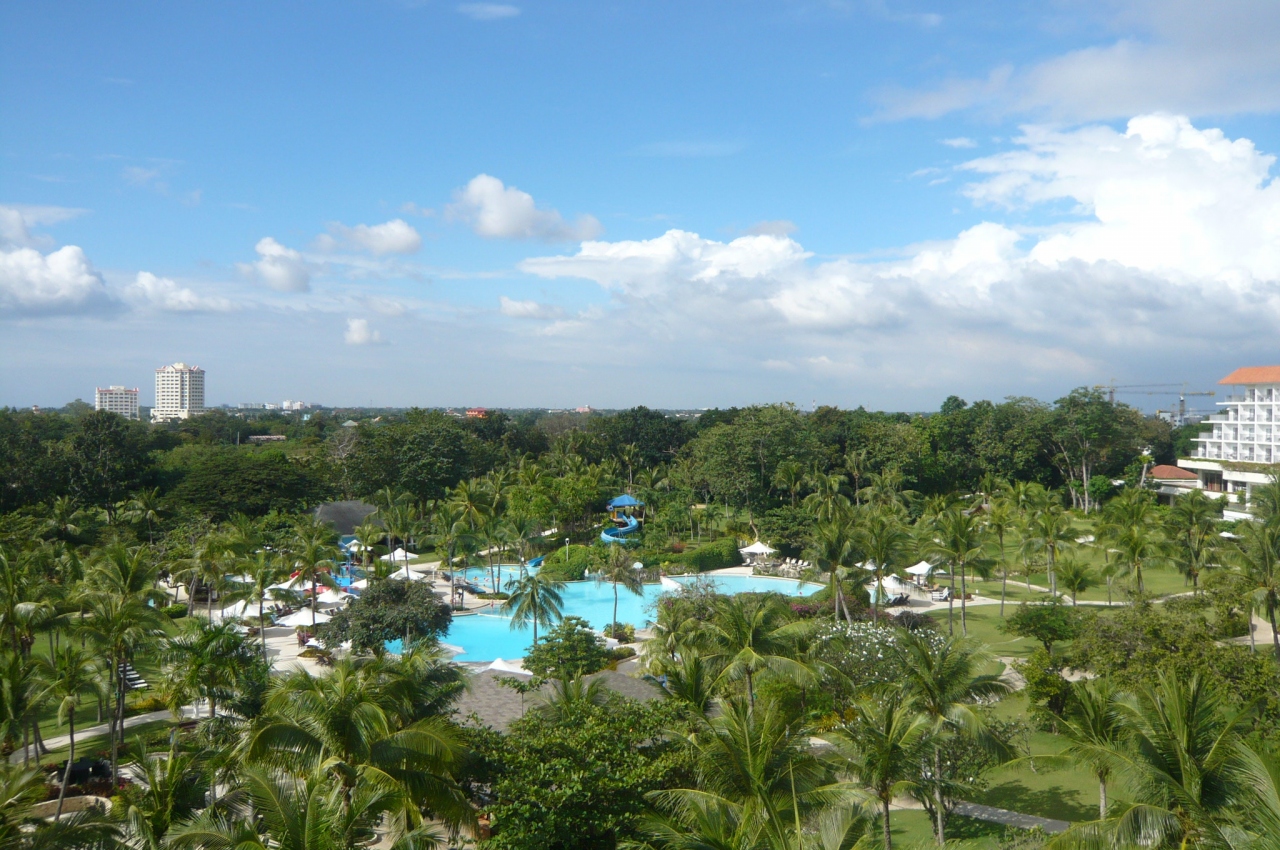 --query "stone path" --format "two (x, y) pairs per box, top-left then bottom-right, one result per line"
(952, 801), (1070, 834)
(8, 706), (198, 764)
